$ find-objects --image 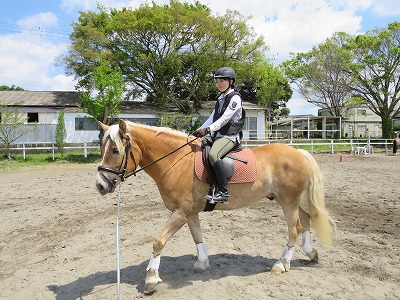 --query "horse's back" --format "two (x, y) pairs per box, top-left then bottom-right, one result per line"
(251, 143), (313, 185)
